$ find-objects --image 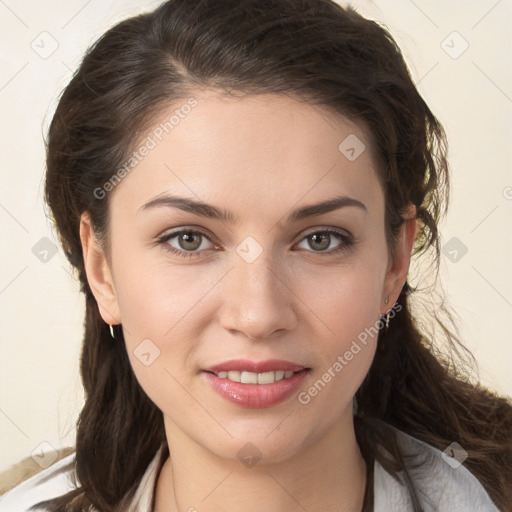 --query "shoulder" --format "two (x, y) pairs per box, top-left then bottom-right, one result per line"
(0, 443), (167, 512)
(0, 450), (77, 512)
(374, 424), (500, 511)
